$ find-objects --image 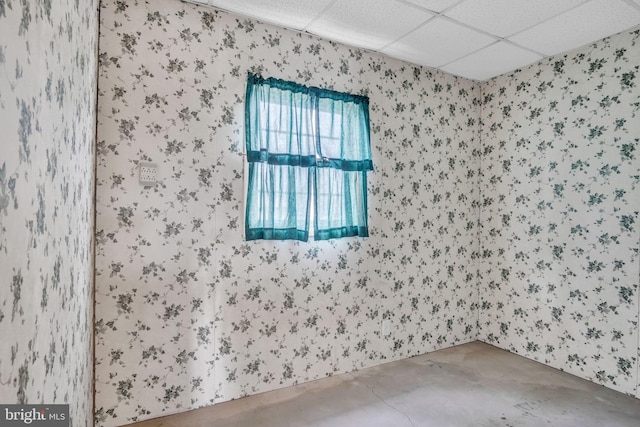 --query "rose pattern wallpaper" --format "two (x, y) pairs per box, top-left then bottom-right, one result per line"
(93, 0), (640, 426)
(94, 0), (480, 425)
(479, 29), (640, 397)
(0, 0), (97, 426)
